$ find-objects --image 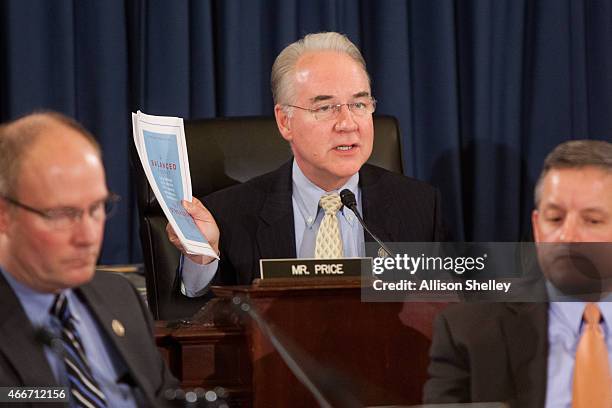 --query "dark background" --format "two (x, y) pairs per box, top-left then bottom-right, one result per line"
(1, 0), (611, 264)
